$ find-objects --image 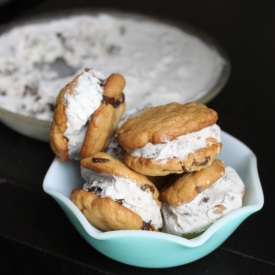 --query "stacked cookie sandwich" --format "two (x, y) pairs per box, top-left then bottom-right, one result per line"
(50, 68), (245, 237)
